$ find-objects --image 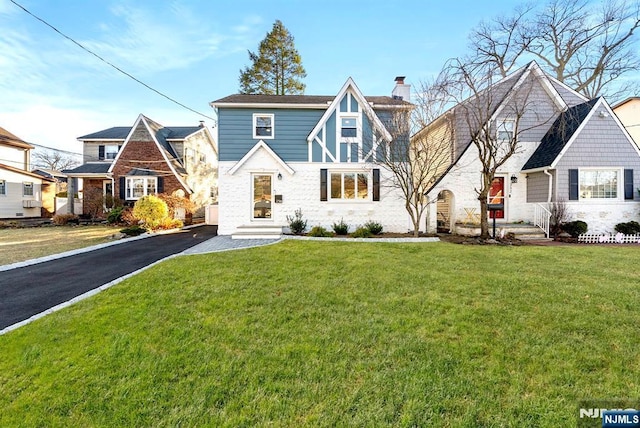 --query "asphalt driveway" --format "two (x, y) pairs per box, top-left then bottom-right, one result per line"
(0, 225), (218, 331)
